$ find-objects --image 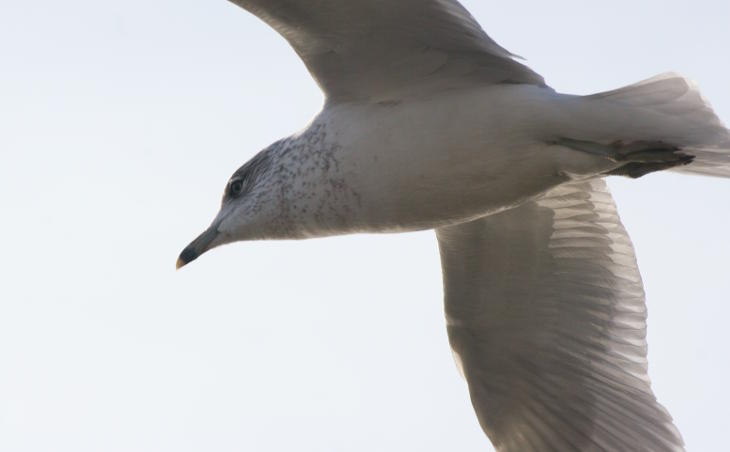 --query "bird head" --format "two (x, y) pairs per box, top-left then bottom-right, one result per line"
(176, 149), (282, 269)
